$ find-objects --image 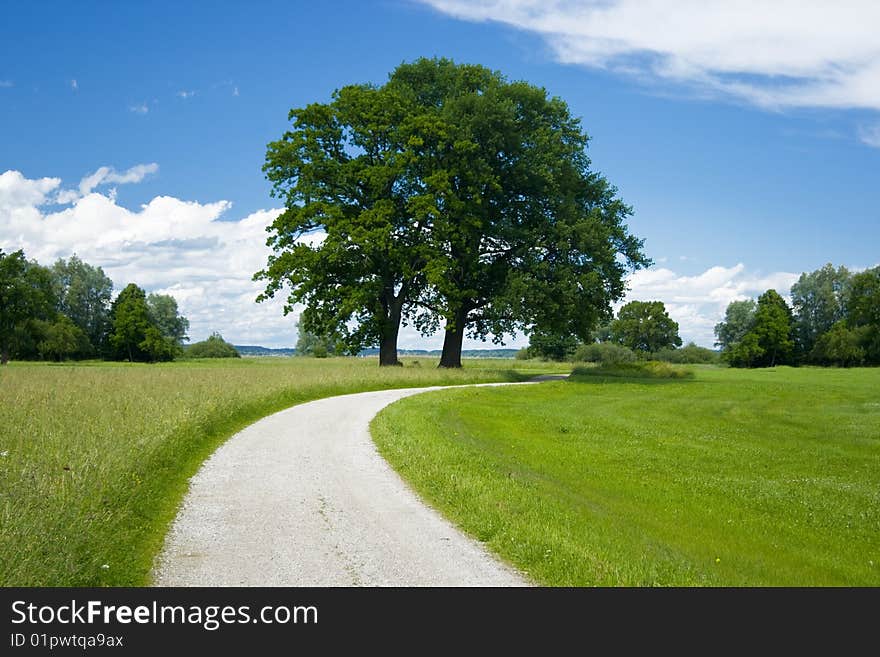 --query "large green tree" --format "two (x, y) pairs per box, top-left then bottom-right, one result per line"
(258, 58), (647, 368)
(789, 263), (851, 359)
(714, 299), (757, 351)
(0, 249), (57, 365)
(394, 59), (647, 367)
(51, 255), (113, 355)
(610, 300), (682, 354)
(258, 74), (427, 366)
